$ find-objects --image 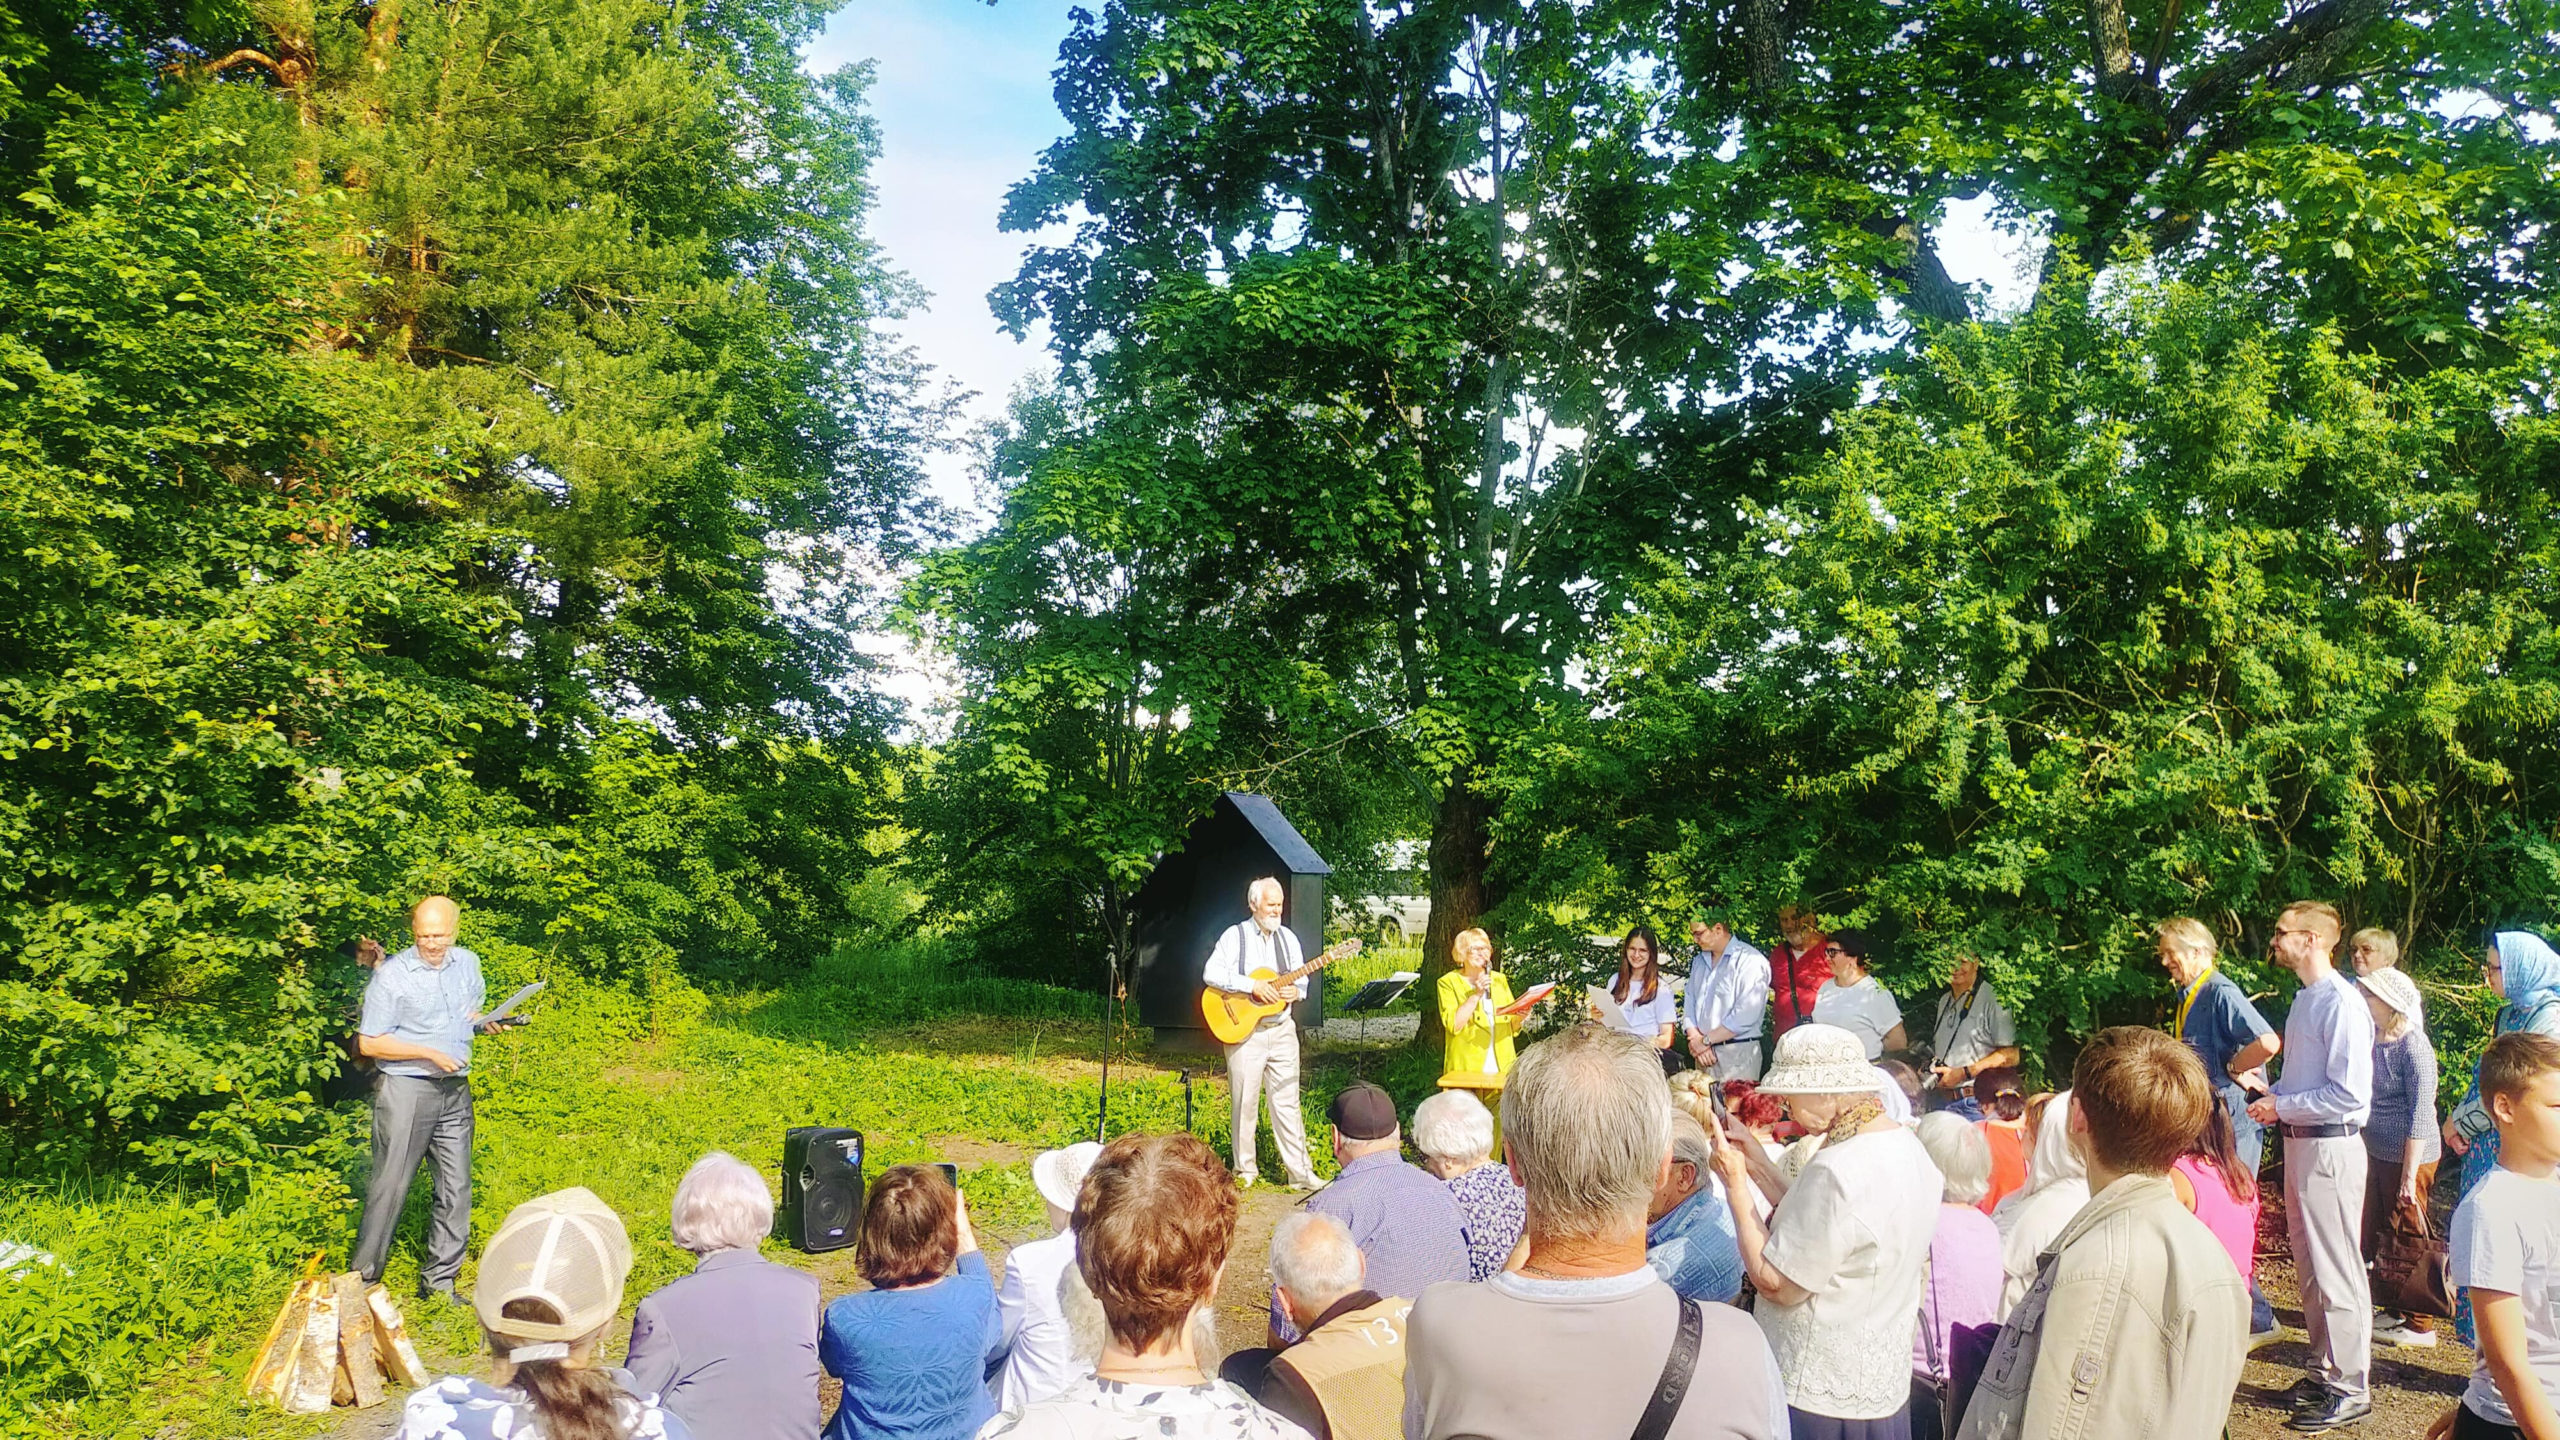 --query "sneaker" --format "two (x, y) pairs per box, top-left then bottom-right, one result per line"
(2281, 1378), (2329, 1412)
(2374, 1317), (2439, 1349)
(2247, 1323), (2285, 1353)
(1285, 1175), (1327, 1194)
(2289, 1391), (2372, 1431)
